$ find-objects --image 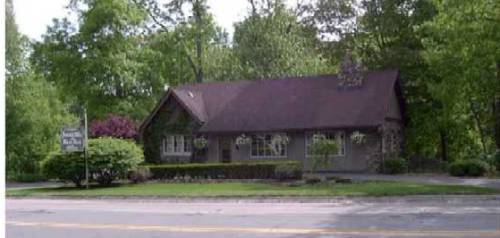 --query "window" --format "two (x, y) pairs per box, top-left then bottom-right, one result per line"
(250, 134), (287, 158)
(306, 131), (345, 157)
(384, 130), (400, 154)
(390, 133), (397, 152)
(162, 135), (192, 156)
